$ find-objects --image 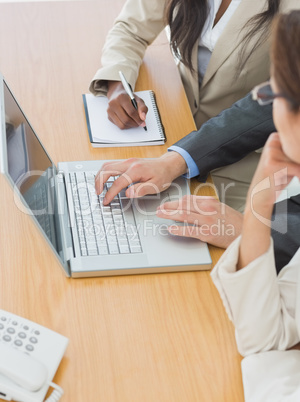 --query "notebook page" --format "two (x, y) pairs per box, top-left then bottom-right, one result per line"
(84, 91), (164, 144)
